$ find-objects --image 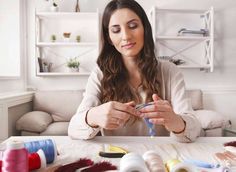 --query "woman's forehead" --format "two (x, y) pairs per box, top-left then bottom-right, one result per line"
(108, 8), (141, 26)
